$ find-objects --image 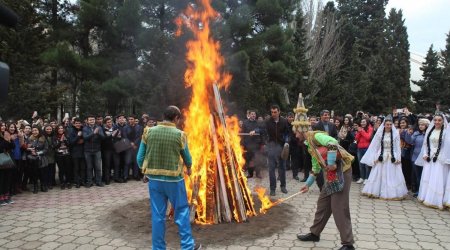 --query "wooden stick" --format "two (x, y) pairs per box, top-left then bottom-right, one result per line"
(272, 191), (304, 206)
(213, 84), (247, 222)
(210, 114), (232, 222)
(238, 133), (260, 136)
(189, 175), (201, 223)
(215, 168), (222, 223)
